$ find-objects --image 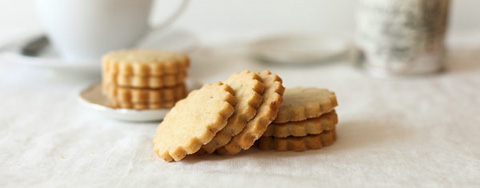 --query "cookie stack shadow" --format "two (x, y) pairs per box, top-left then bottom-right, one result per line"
(101, 49), (190, 109)
(152, 69), (339, 162)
